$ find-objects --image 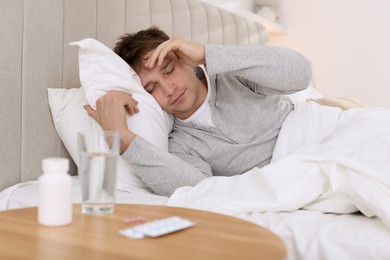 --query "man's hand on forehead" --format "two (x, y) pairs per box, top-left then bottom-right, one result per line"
(143, 50), (174, 70)
(144, 36), (206, 69)
(144, 41), (173, 69)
